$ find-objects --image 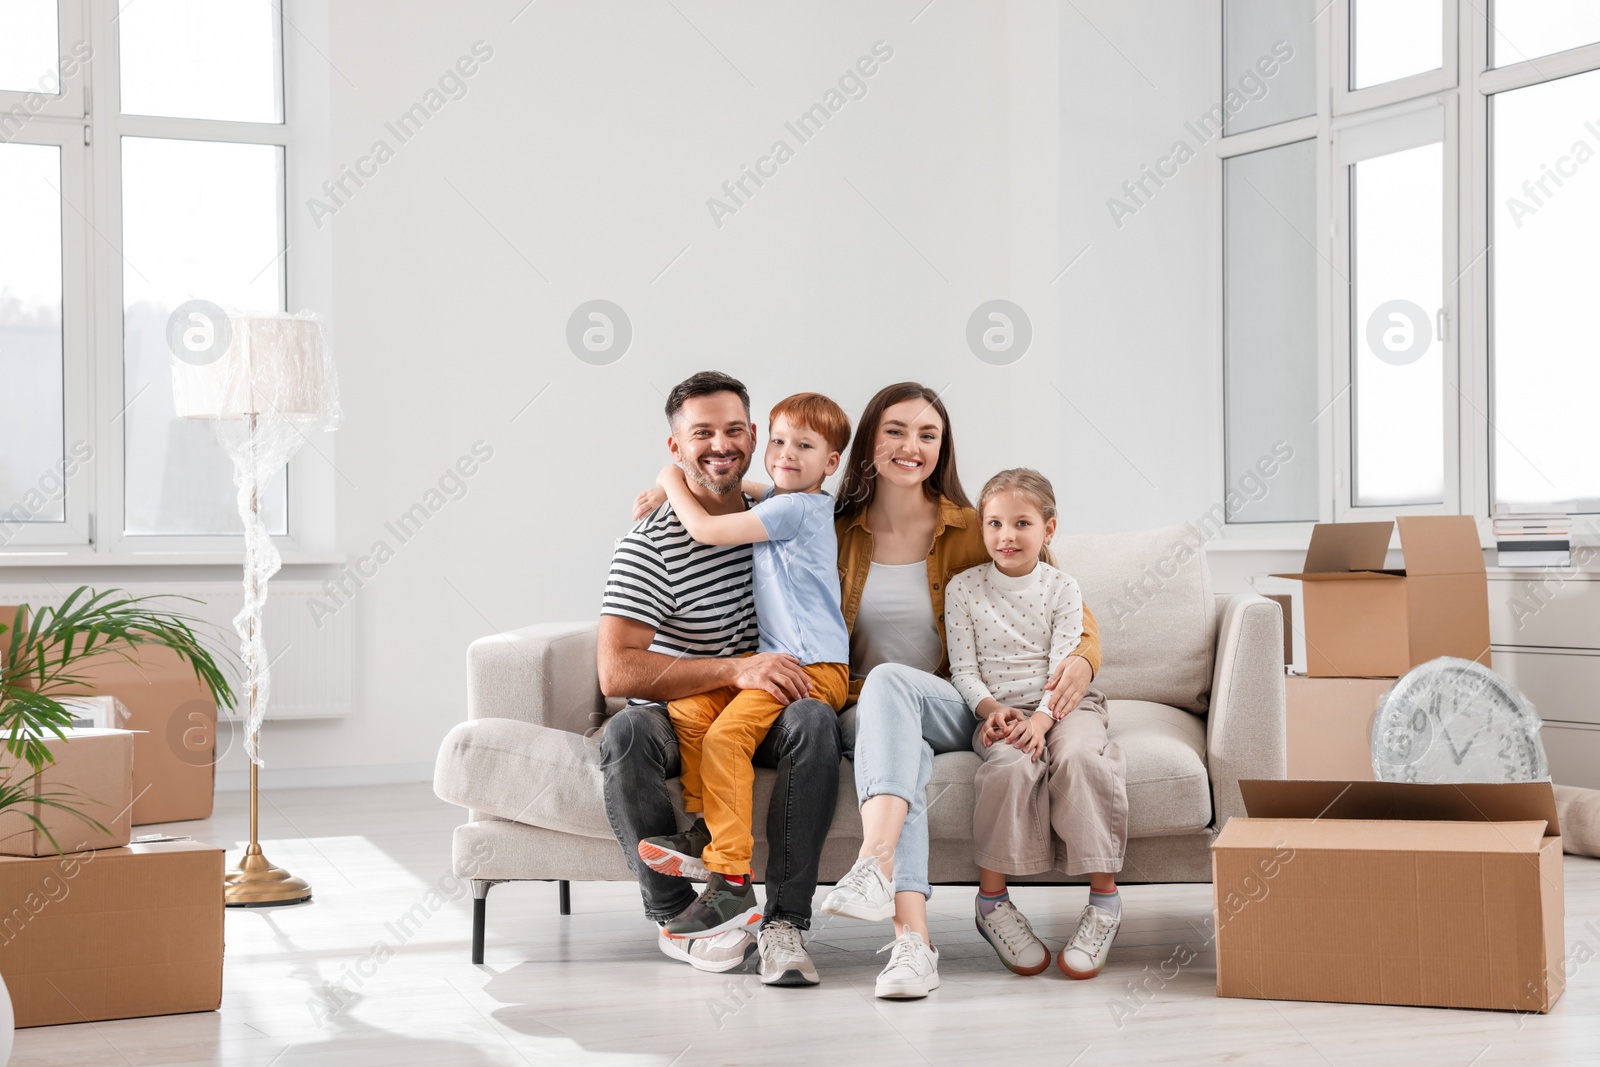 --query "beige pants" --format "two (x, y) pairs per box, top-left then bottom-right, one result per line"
(970, 687), (1128, 877)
